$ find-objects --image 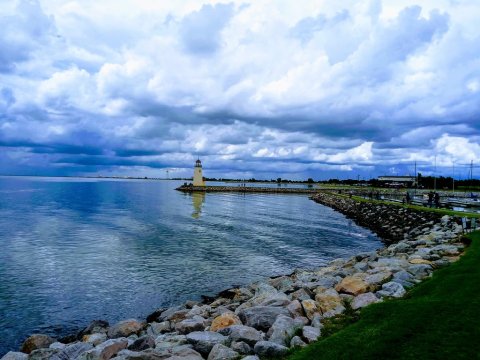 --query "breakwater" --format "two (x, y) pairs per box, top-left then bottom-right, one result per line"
(311, 193), (443, 243)
(176, 185), (317, 194)
(2, 192), (467, 360)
